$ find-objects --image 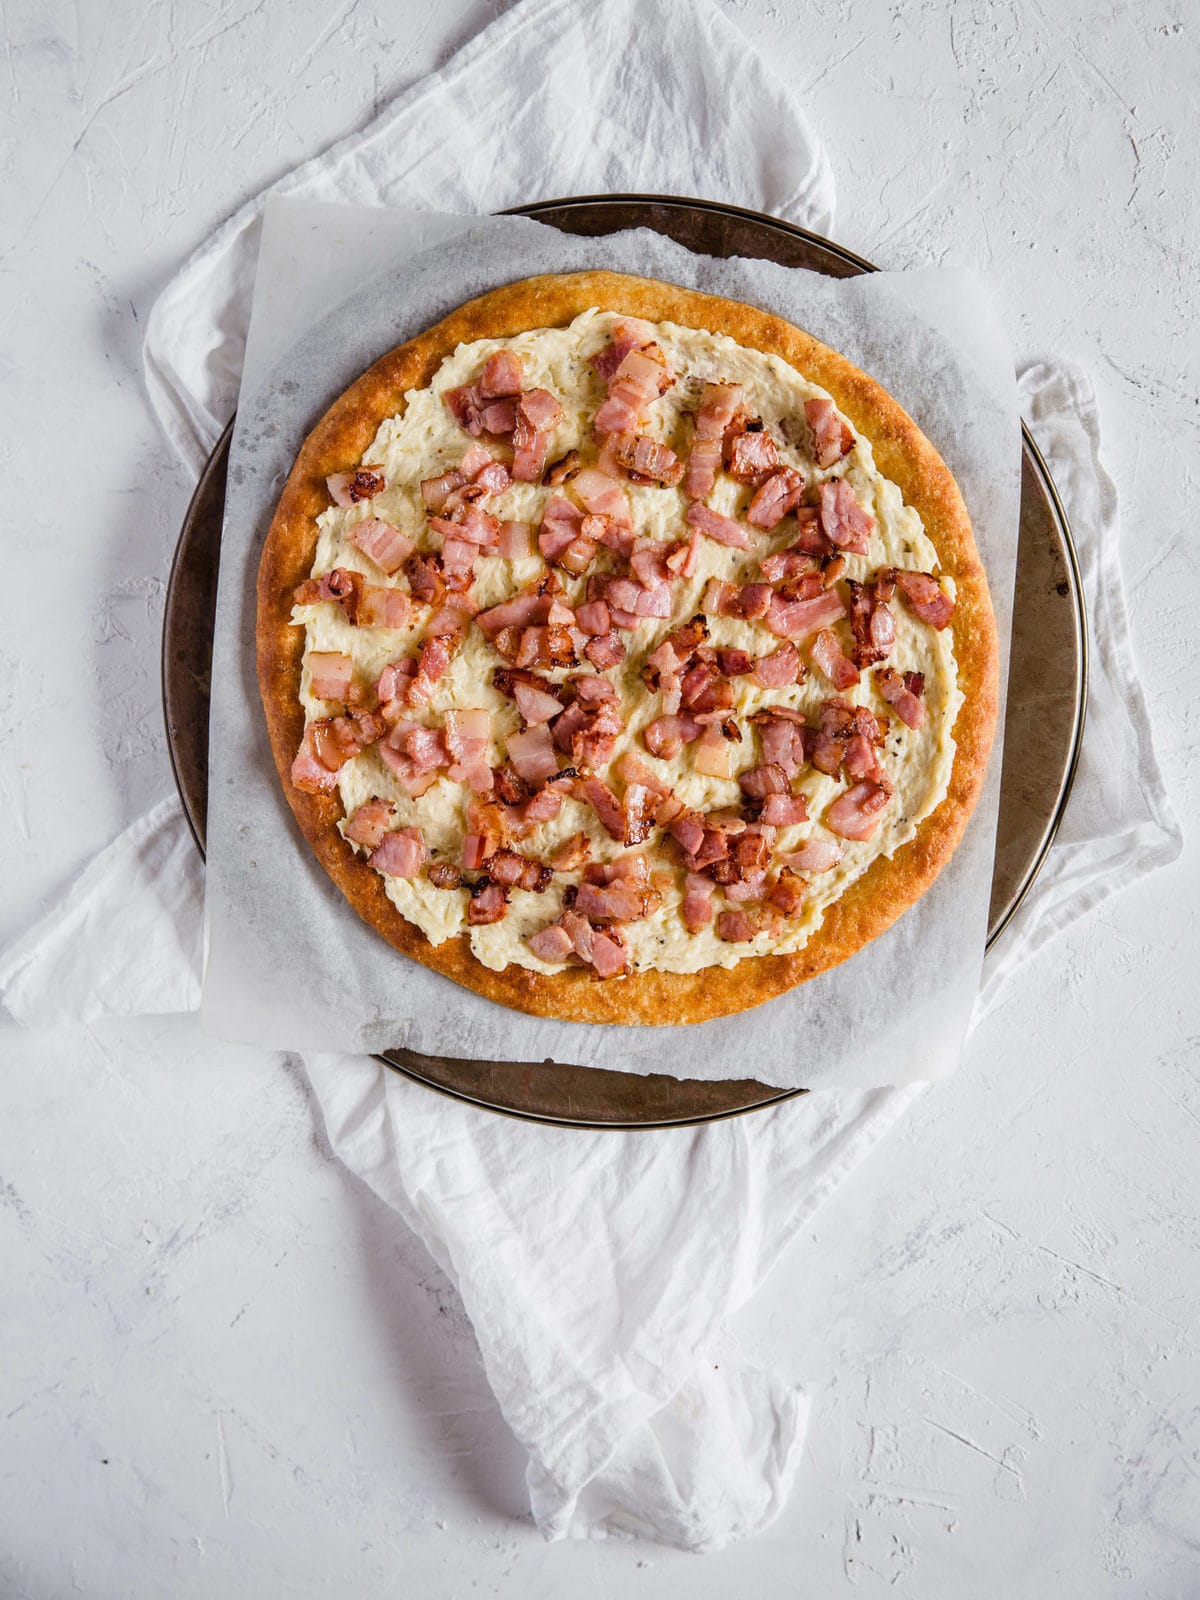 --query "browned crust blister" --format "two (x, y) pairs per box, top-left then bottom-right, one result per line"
(256, 271), (999, 1025)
